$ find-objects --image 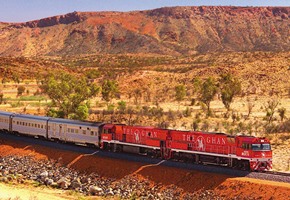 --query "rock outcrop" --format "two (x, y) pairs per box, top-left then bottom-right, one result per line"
(0, 6), (289, 56)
